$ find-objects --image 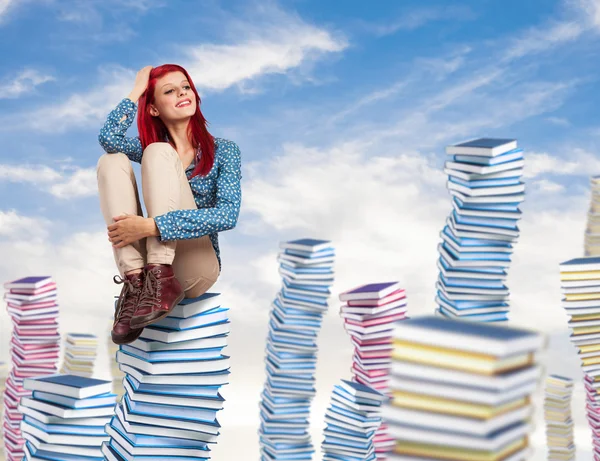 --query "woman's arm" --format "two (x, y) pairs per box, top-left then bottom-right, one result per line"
(153, 140), (242, 241)
(98, 98), (143, 163)
(98, 66), (152, 164)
